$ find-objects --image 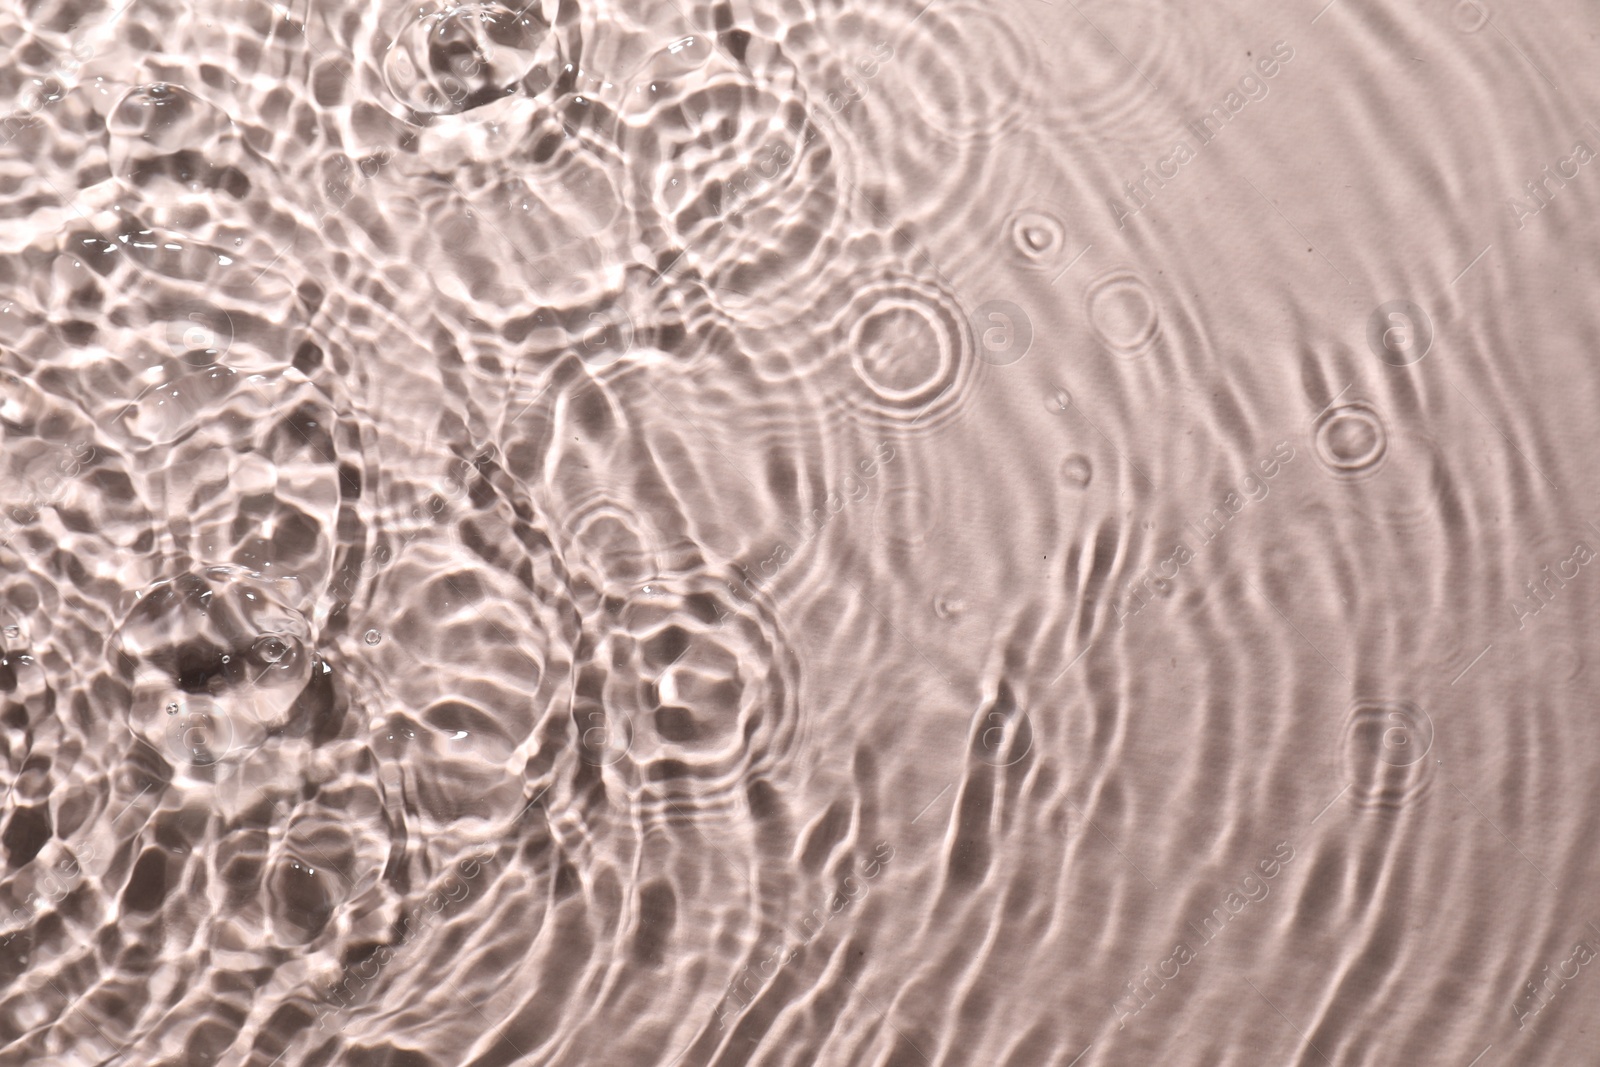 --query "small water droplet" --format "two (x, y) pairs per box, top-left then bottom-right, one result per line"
(2, 626), (17, 640)
(1060, 454), (1093, 488)
(1009, 210), (1066, 262)
(254, 635), (288, 663)
(364, 629), (382, 646)
(1047, 389), (1072, 413)
(166, 702), (179, 715)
